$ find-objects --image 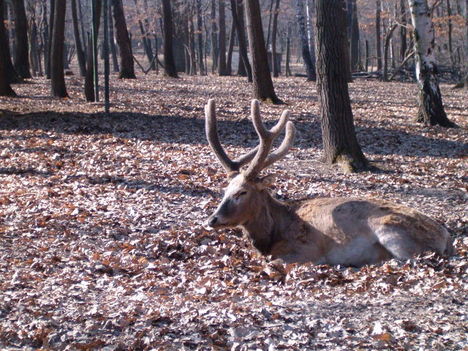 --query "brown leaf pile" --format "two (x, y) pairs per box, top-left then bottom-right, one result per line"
(0, 74), (467, 350)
